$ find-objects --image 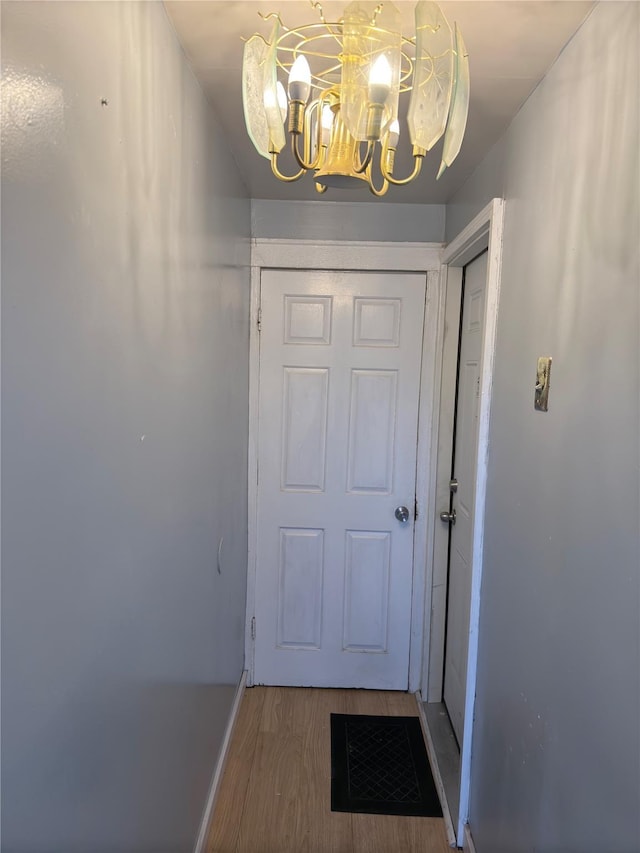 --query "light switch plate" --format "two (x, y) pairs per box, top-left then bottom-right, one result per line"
(534, 356), (552, 411)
